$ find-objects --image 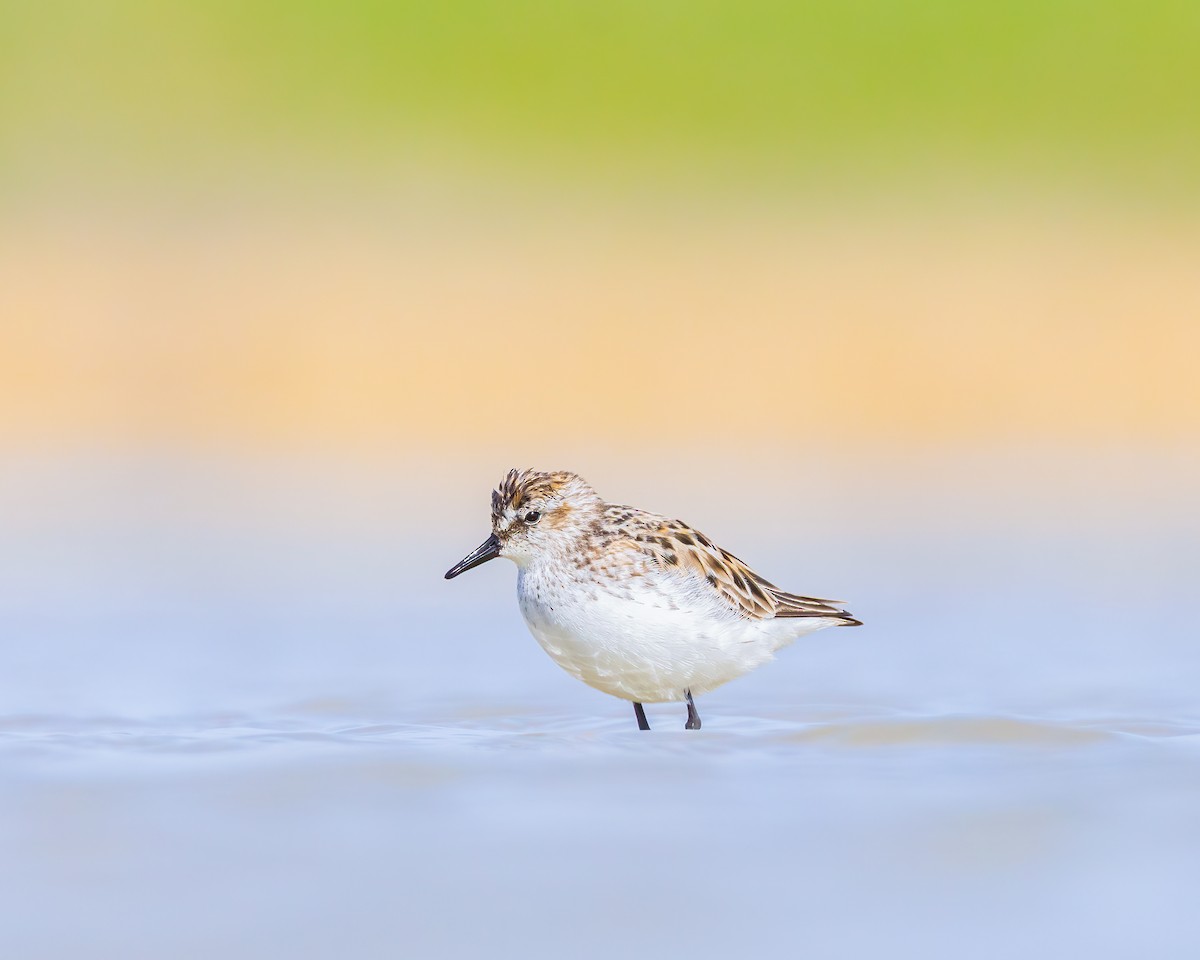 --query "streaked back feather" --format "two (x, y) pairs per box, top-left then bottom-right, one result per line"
(608, 507), (861, 625)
